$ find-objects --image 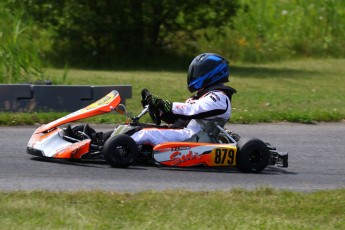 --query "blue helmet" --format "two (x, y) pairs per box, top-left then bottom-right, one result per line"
(187, 53), (230, 93)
